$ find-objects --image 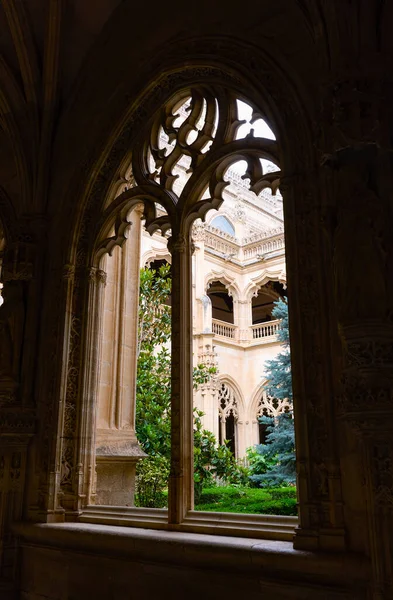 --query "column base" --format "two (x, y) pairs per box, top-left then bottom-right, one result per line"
(293, 526), (347, 552)
(95, 439), (146, 506)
